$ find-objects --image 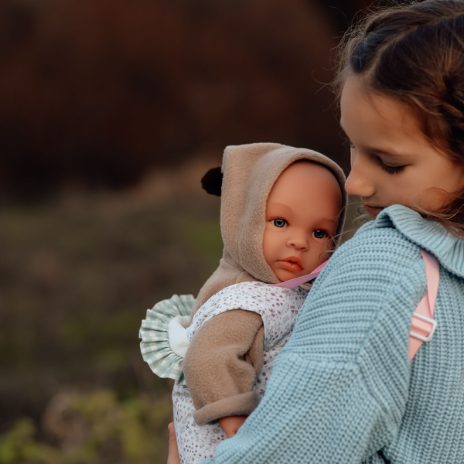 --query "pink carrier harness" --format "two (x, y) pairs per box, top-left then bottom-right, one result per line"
(276, 250), (439, 361)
